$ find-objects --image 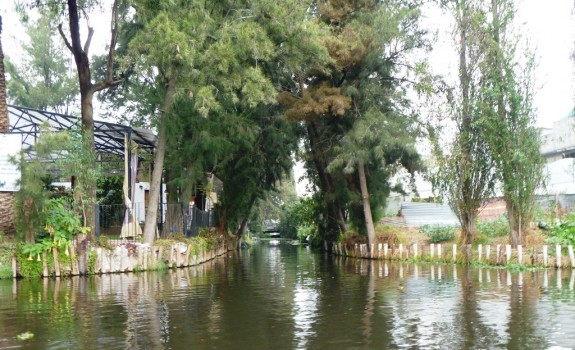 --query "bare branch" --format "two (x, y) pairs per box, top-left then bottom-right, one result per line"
(58, 23), (73, 52)
(83, 26), (94, 54)
(92, 79), (122, 92)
